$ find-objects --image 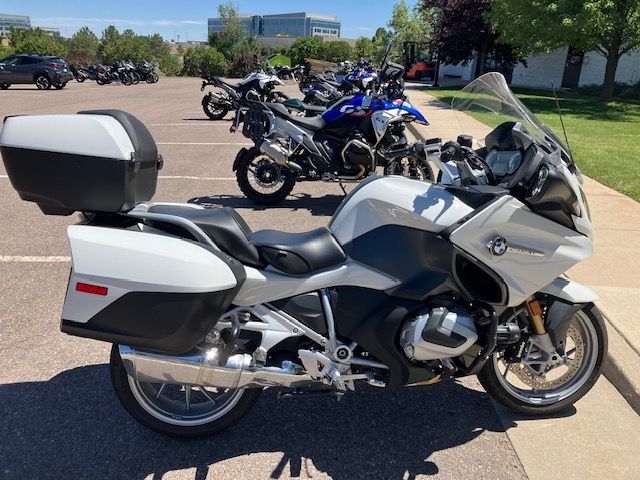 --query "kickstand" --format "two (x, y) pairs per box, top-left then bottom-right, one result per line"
(339, 180), (347, 196)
